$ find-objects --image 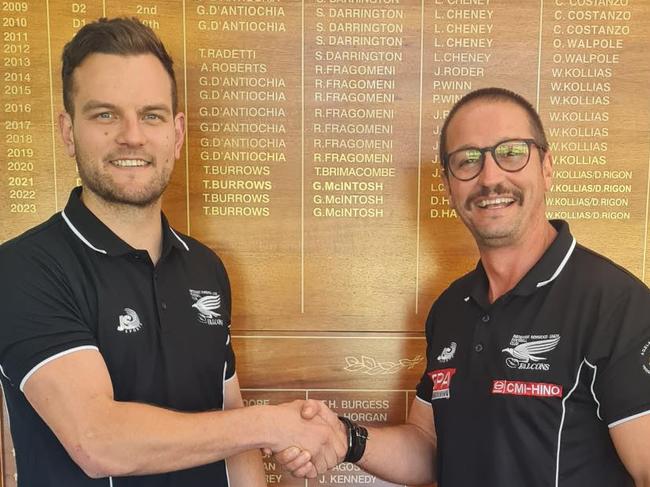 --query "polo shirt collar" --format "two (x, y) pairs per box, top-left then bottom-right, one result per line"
(161, 213), (190, 255)
(514, 220), (576, 295)
(61, 187), (189, 256)
(467, 220), (577, 304)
